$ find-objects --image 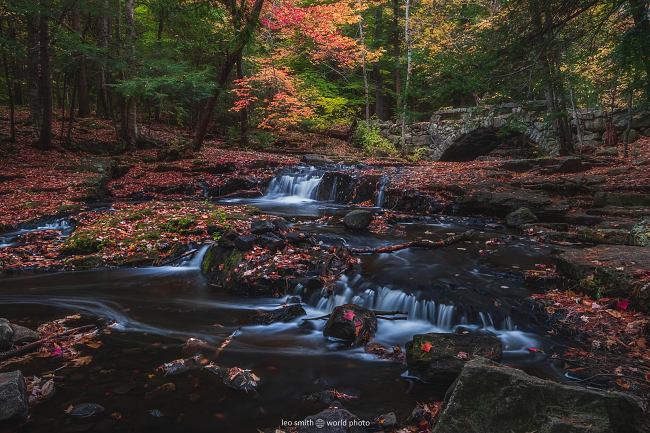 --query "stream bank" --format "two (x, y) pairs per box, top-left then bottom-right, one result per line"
(1, 141), (650, 431)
